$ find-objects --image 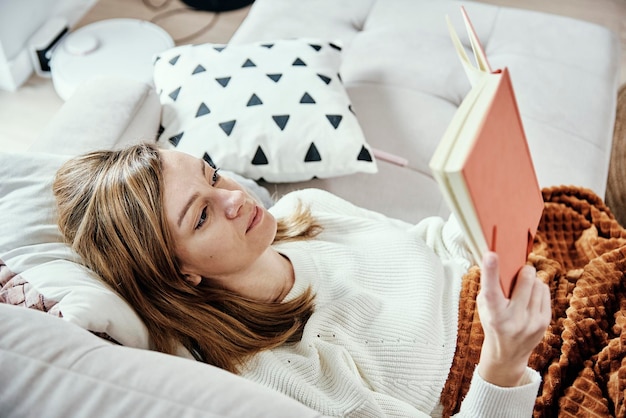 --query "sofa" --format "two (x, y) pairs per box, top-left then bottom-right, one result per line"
(0, 0), (621, 416)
